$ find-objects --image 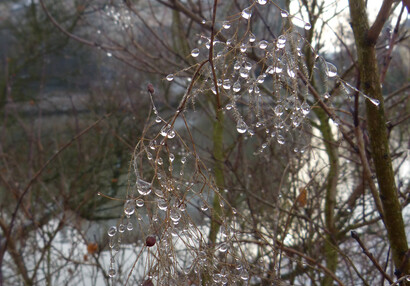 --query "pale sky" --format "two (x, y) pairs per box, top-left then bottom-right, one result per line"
(290, 0), (408, 52)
